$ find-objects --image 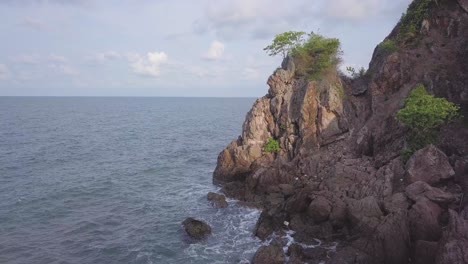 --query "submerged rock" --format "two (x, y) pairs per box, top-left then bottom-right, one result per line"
(182, 218), (211, 240)
(252, 244), (285, 264)
(207, 192), (228, 208)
